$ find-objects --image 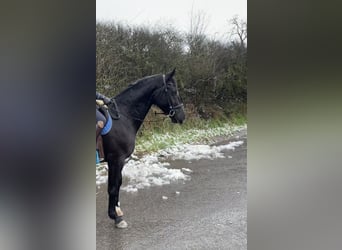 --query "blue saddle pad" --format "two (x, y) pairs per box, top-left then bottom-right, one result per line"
(101, 110), (112, 135)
